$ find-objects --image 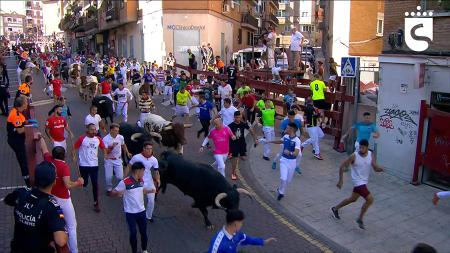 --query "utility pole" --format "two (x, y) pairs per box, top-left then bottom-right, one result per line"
(319, 0), (331, 79)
